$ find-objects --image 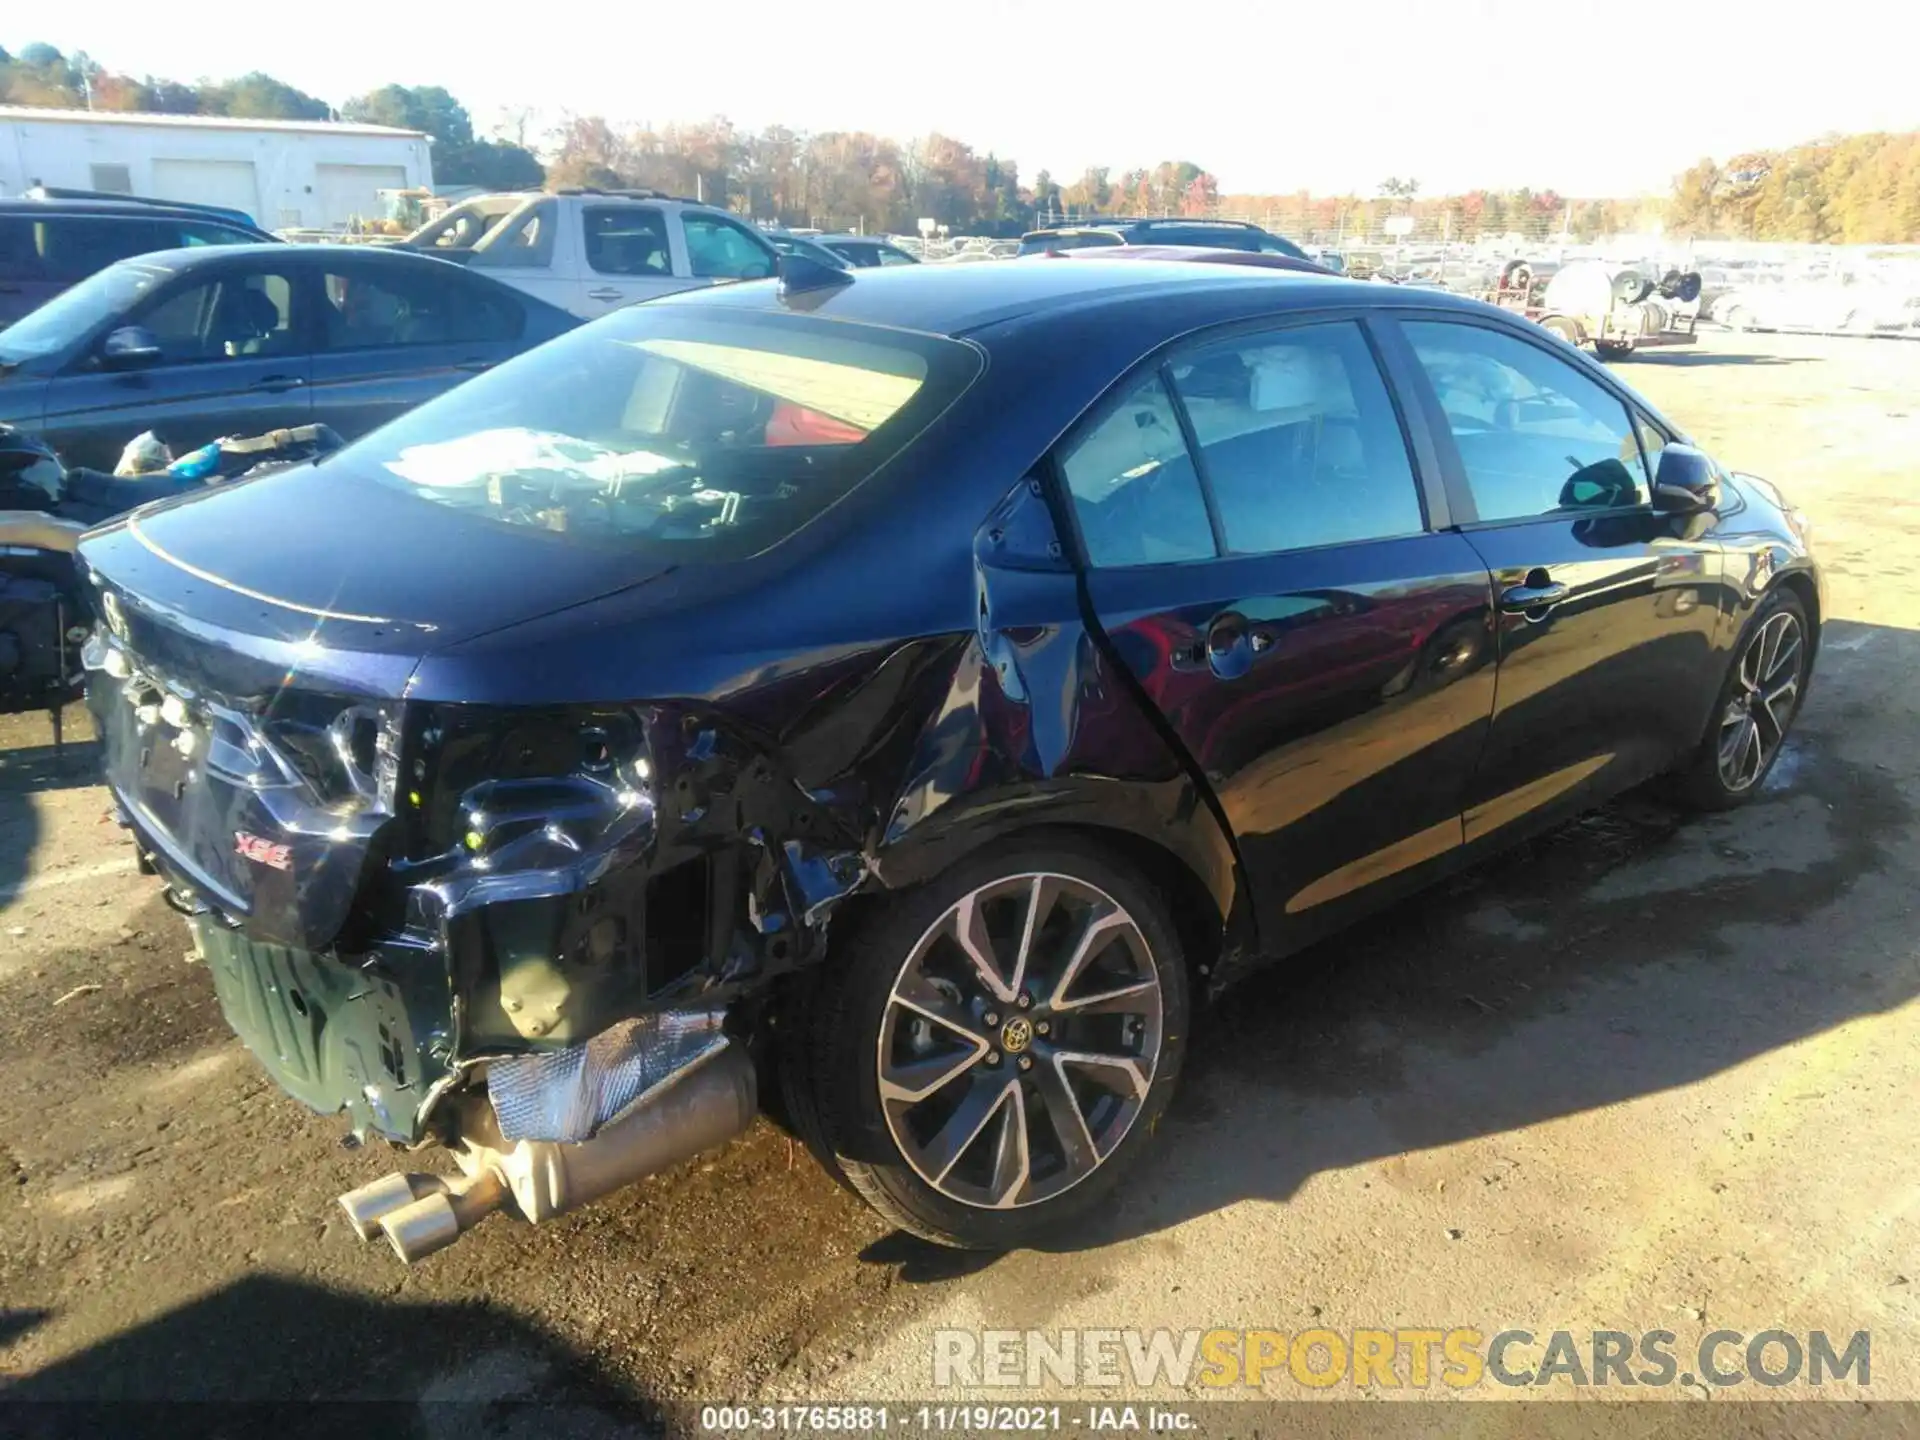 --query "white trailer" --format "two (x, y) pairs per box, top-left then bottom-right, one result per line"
(0, 106), (432, 232)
